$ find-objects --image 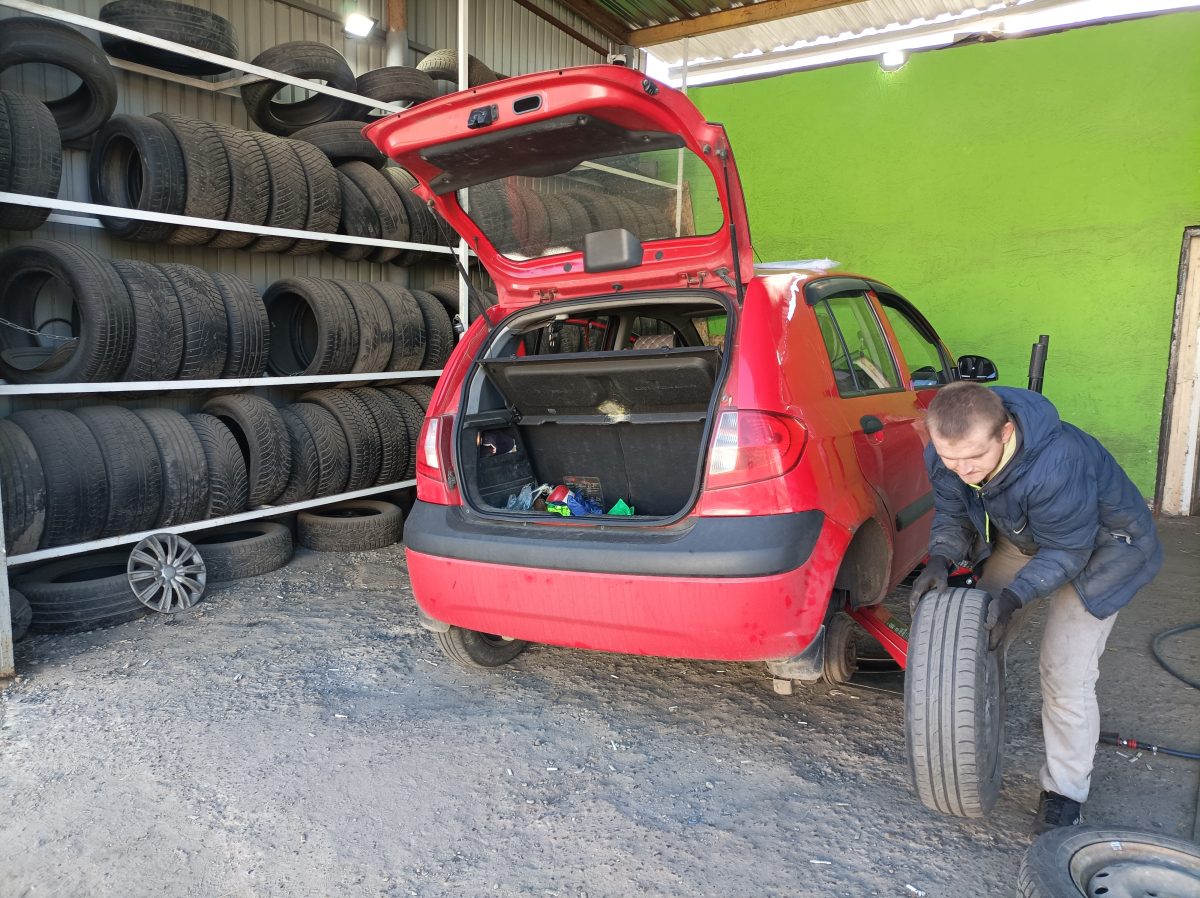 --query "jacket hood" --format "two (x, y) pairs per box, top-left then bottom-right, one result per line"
(990, 387), (1062, 485)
